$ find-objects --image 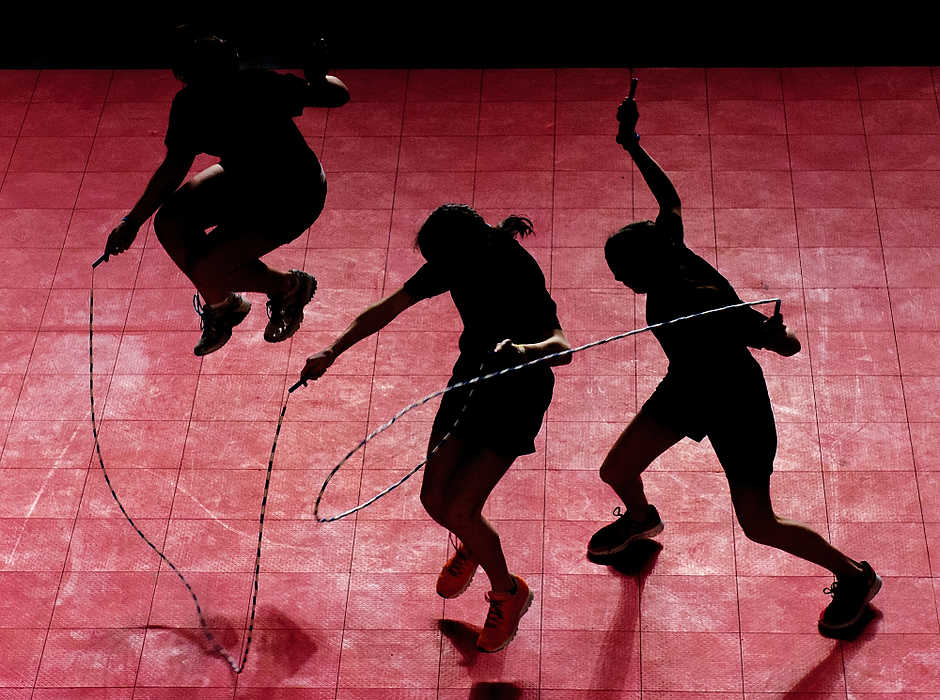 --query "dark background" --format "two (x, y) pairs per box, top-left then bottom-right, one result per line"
(0, 4), (934, 69)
